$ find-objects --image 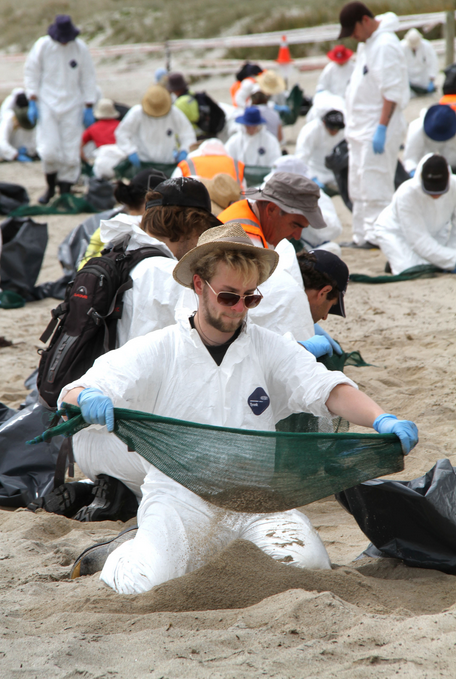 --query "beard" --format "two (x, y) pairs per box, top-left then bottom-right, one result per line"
(201, 287), (246, 334)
